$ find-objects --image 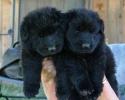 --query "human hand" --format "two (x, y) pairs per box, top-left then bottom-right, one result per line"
(97, 75), (119, 100)
(41, 57), (57, 100)
(41, 58), (119, 100)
